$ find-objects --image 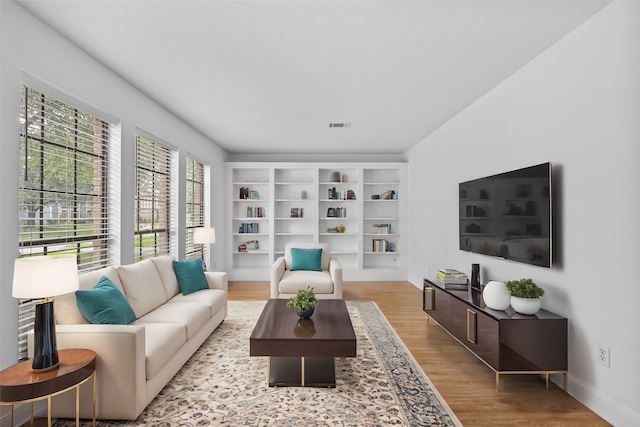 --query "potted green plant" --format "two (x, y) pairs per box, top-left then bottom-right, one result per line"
(287, 286), (319, 318)
(506, 278), (545, 315)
